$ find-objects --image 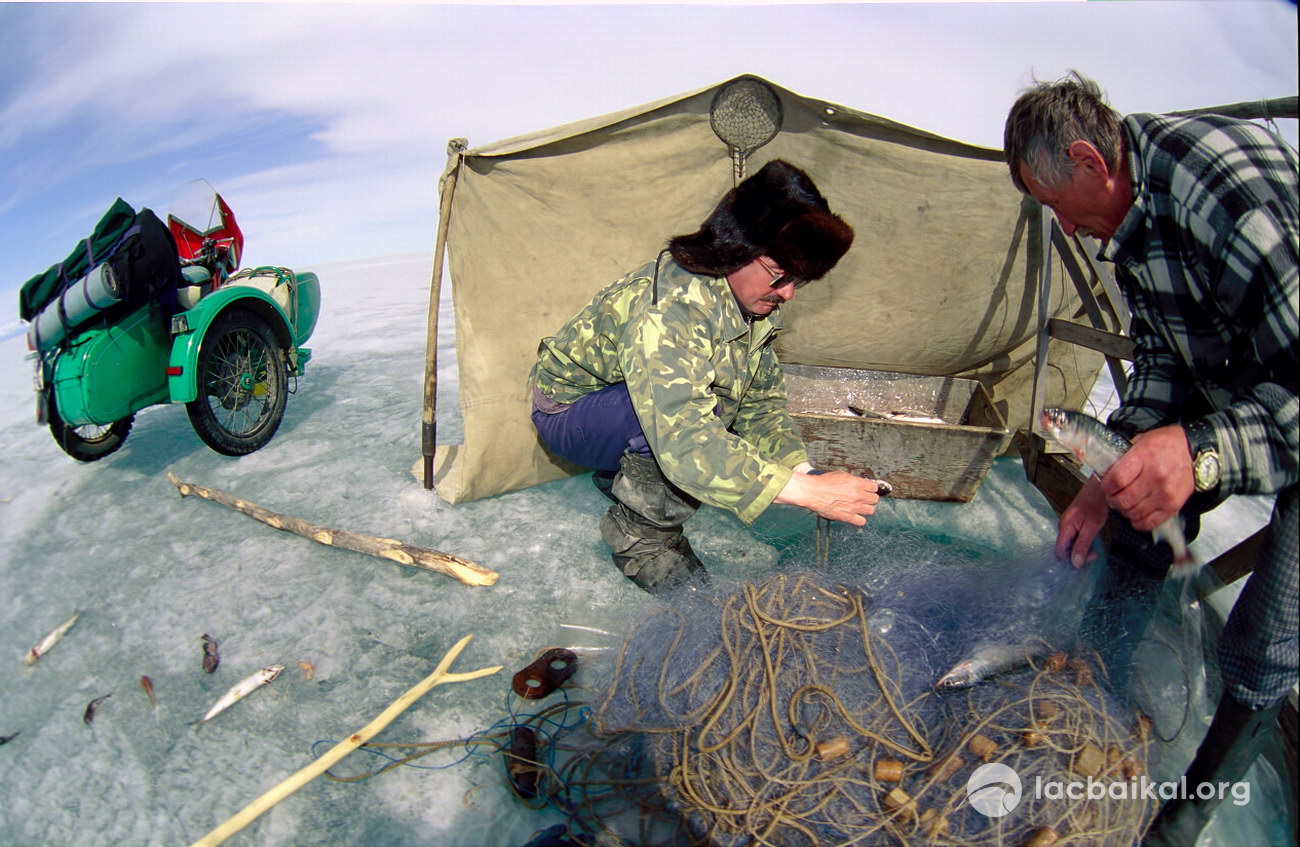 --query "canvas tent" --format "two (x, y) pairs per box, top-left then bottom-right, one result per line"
(421, 74), (1106, 505)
